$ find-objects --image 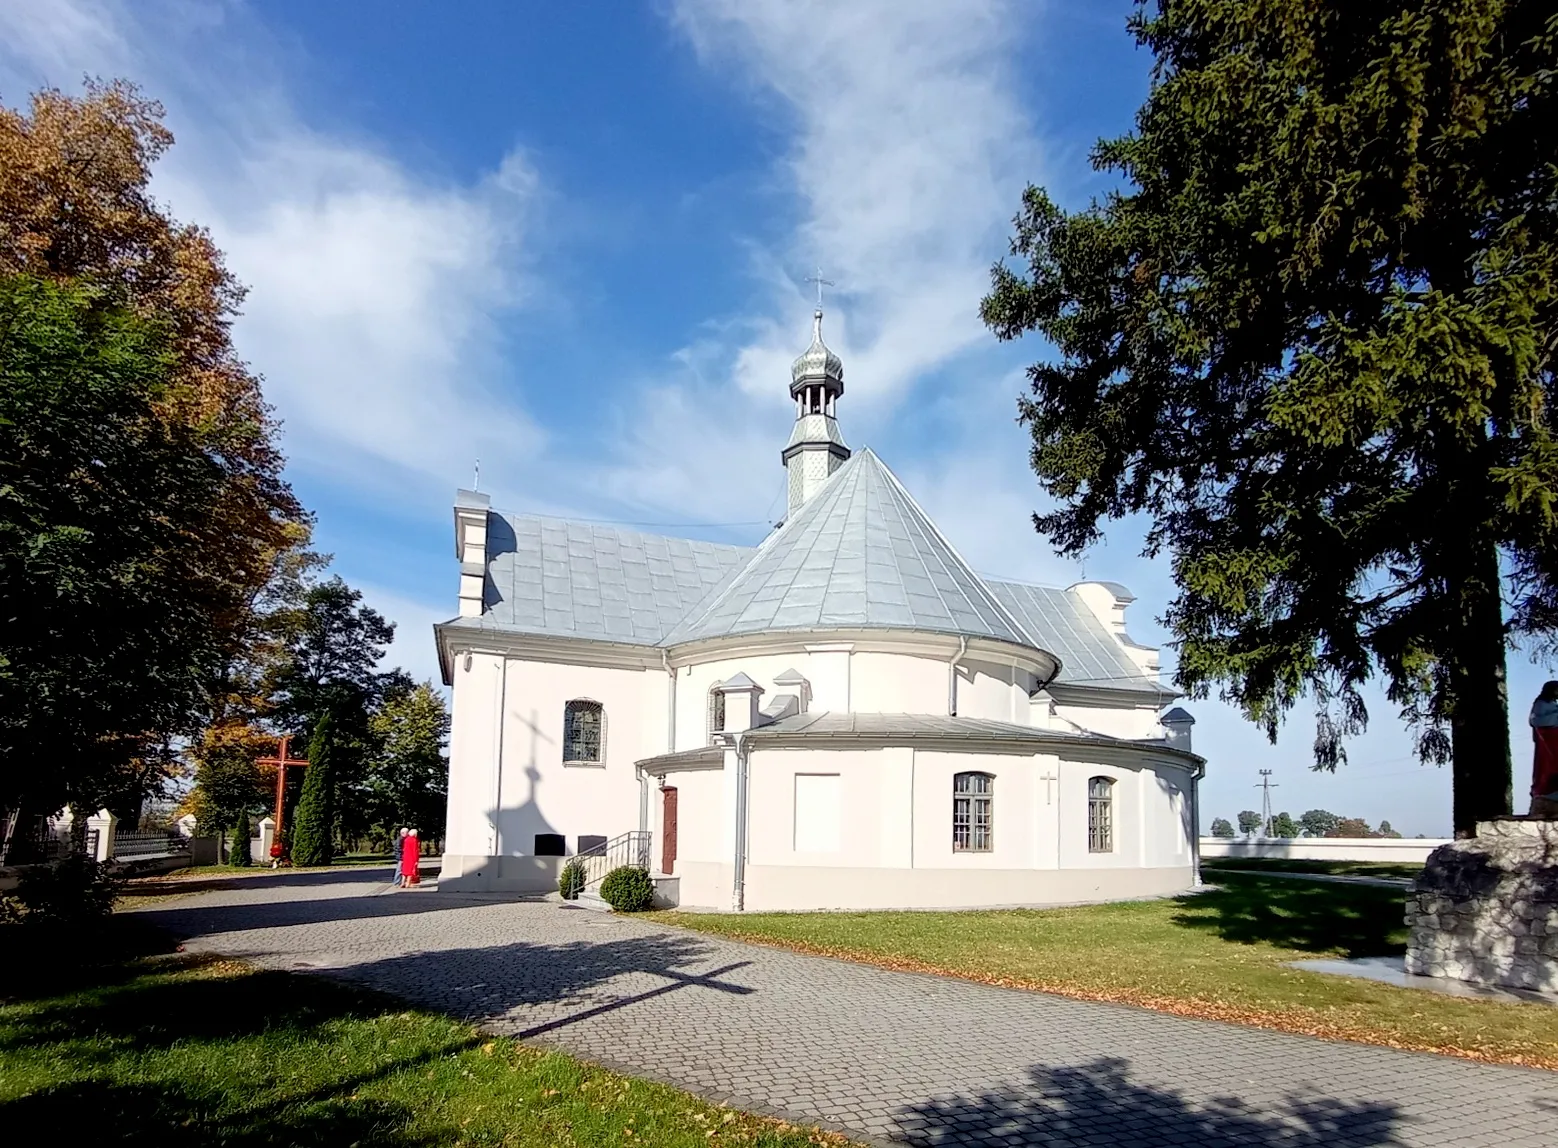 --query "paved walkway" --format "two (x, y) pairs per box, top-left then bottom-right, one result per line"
(136, 868), (1558, 1147)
